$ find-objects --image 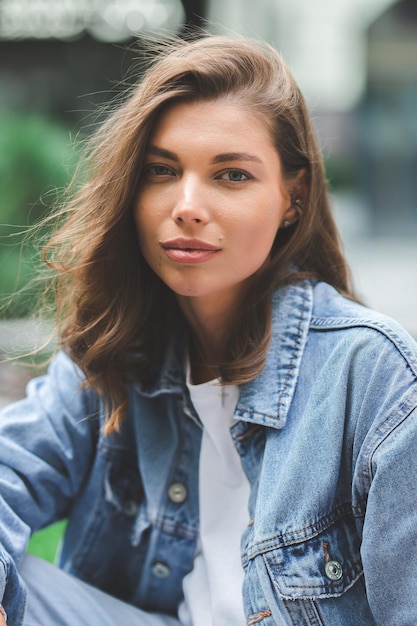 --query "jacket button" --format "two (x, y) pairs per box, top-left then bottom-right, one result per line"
(168, 482), (188, 503)
(151, 561), (171, 578)
(325, 560), (343, 581)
